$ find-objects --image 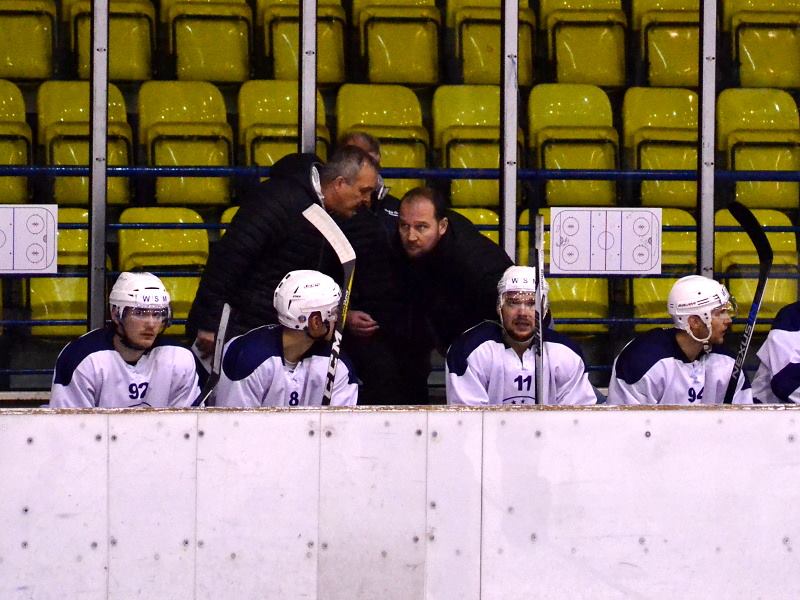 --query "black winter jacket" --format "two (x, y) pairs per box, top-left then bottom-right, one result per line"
(338, 194), (415, 340)
(187, 153), (343, 337)
(403, 209), (513, 352)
